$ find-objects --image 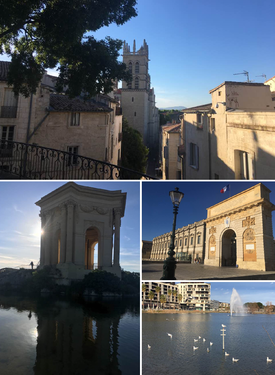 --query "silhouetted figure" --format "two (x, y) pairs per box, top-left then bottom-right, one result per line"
(30, 261), (34, 270)
(28, 311), (32, 320)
